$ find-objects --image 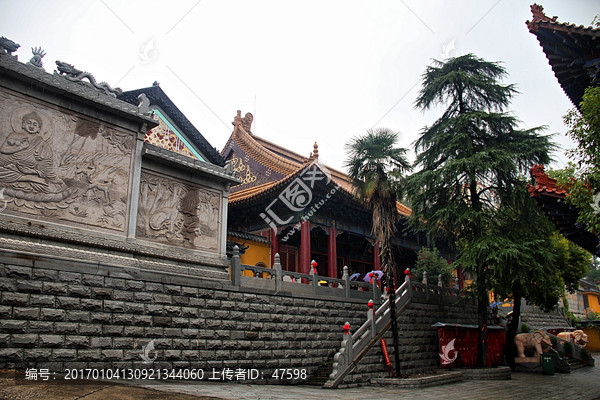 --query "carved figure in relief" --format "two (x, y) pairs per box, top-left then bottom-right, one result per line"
(137, 173), (220, 250)
(181, 189), (201, 246)
(0, 110), (67, 201)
